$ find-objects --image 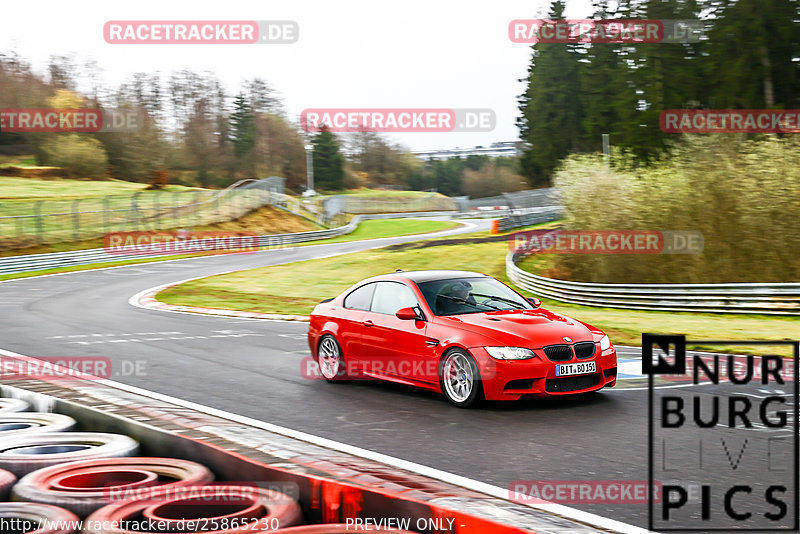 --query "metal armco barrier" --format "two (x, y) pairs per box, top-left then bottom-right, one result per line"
(495, 207), (564, 232)
(0, 211), (474, 276)
(0, 208), (544, 276)
(507, 251), (800, 315)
